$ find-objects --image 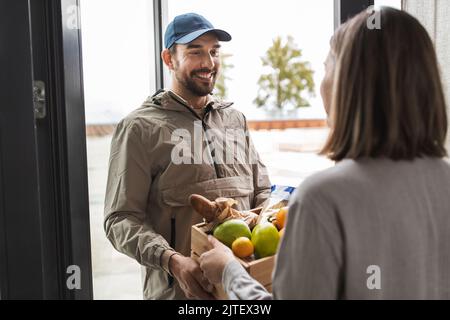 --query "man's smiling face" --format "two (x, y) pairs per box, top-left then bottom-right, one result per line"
(171, 32), (221, 97)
